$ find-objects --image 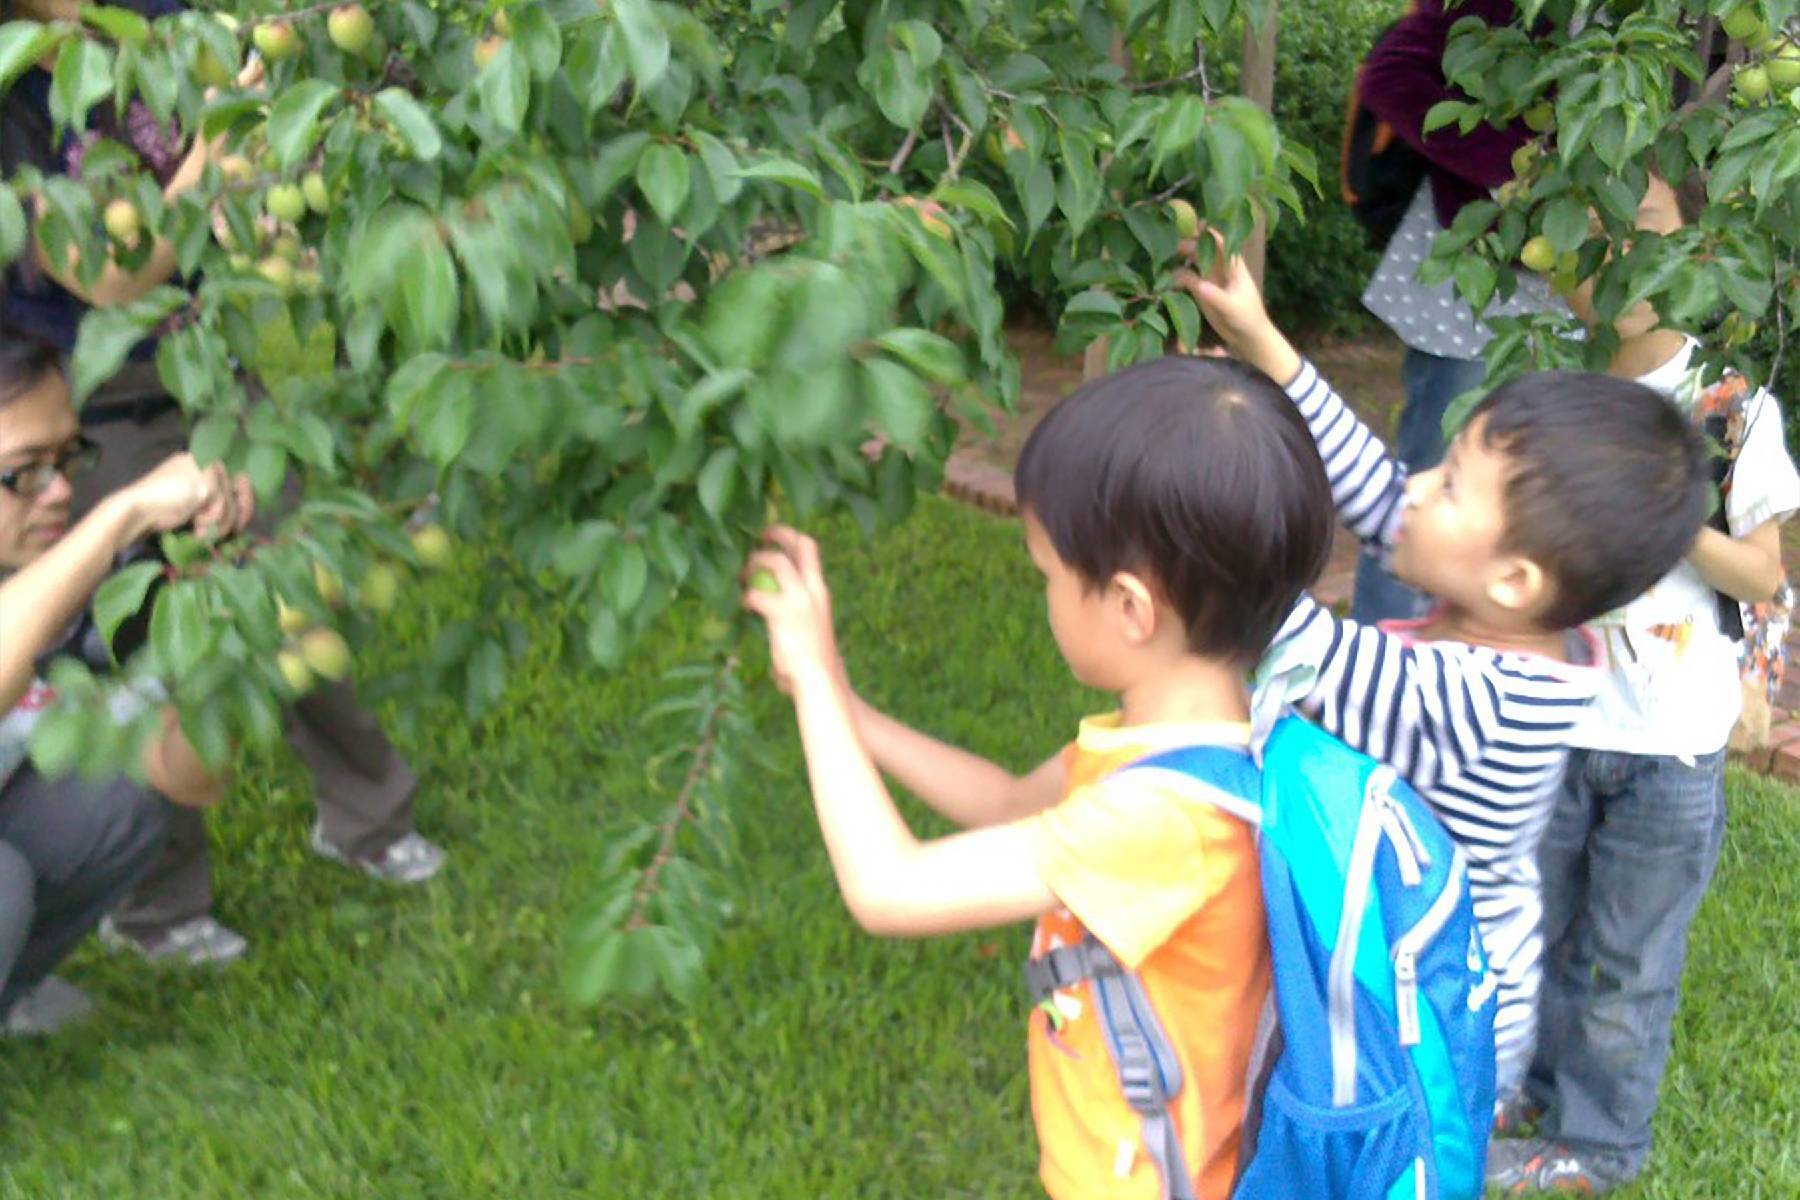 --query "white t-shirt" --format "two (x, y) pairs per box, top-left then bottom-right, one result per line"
(1572, 338), (1800, 757)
